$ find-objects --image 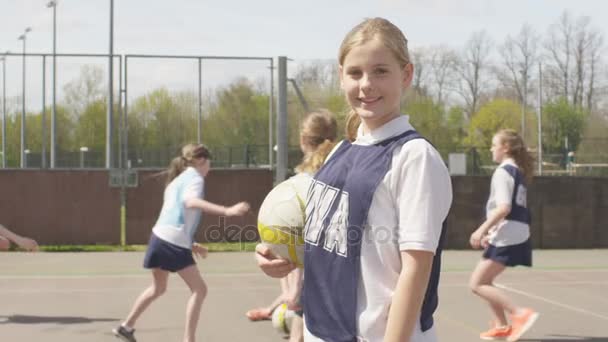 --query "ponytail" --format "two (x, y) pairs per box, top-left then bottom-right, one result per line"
(345, 109), (360, 142)
(296, 139), (336, 174)
(496, 129), (535, 184)
(295, 109), (339, 174)
(159, 143), (212, 186)
(165, 156), (188, 186)
(511, 146), (535, 185)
